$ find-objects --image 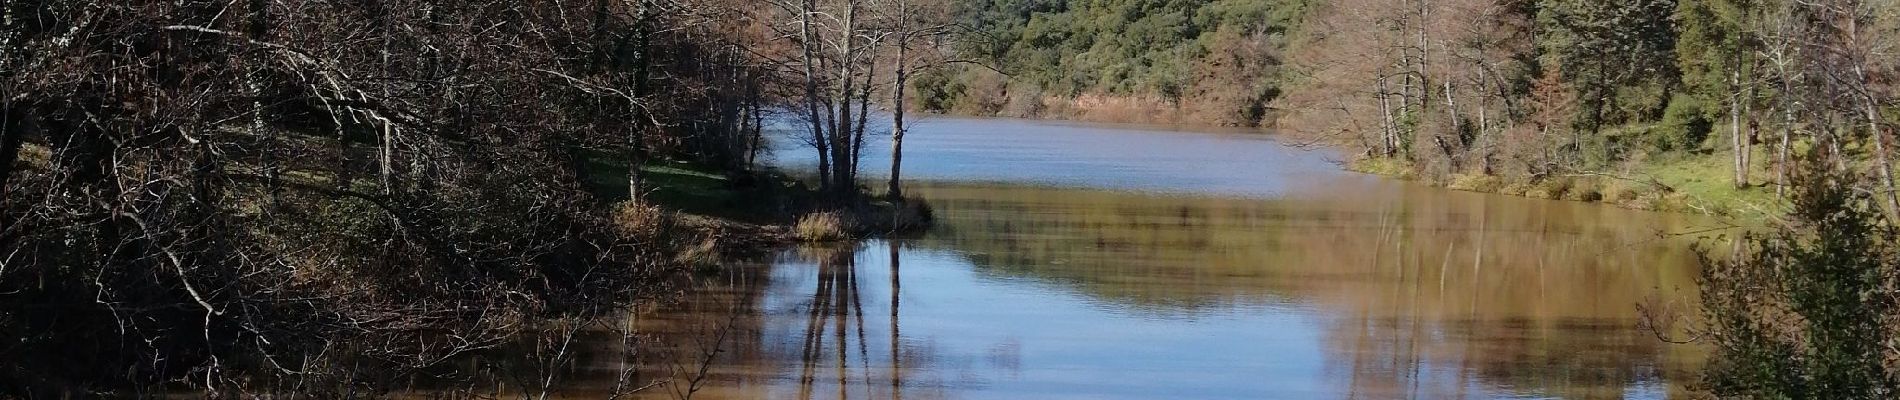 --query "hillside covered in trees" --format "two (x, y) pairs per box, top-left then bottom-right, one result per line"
(1275, 0), (1896, 216)
(926, 0), (1896, 216)
(913, 0), (1309, 126)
